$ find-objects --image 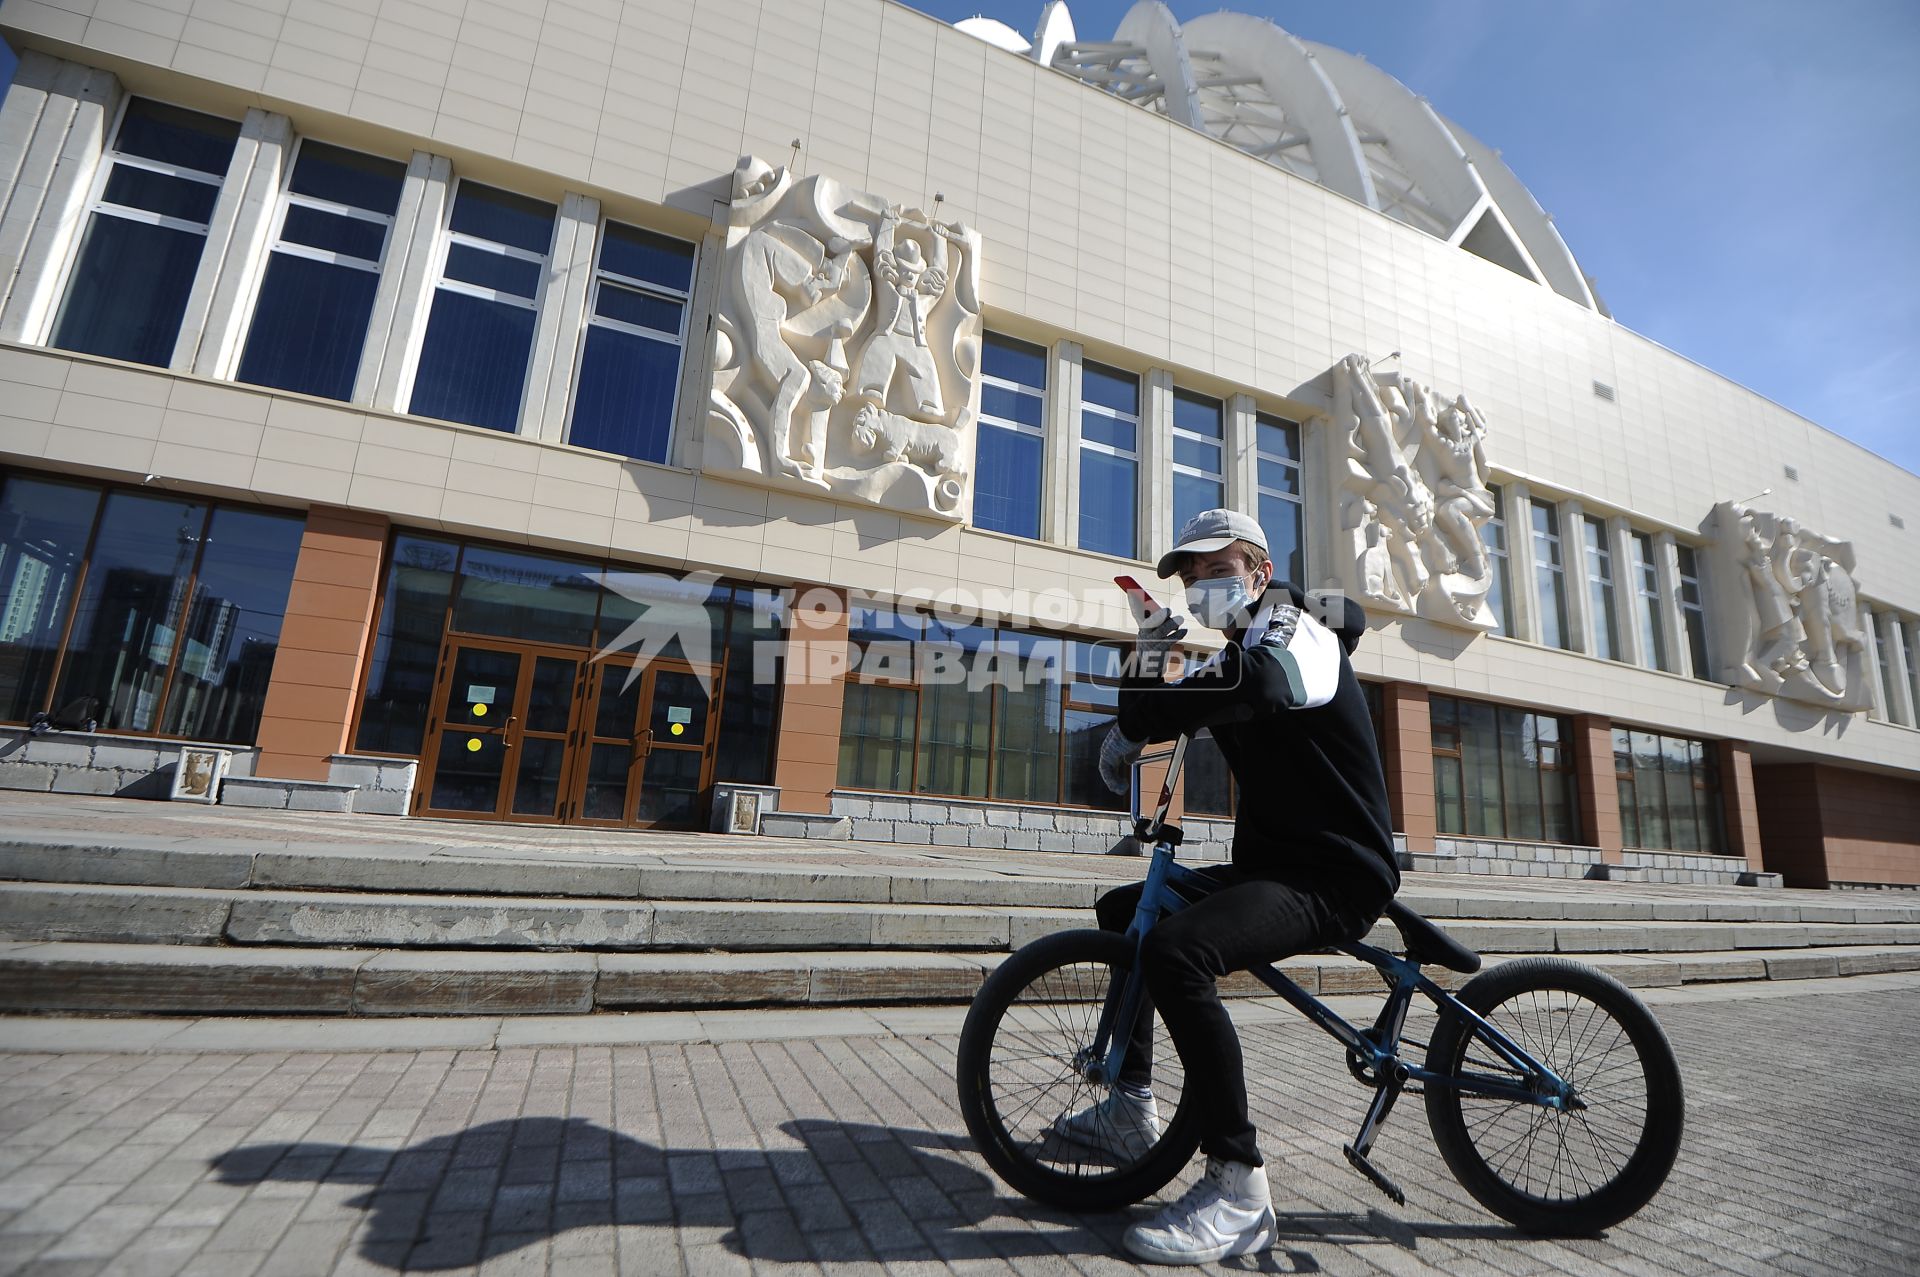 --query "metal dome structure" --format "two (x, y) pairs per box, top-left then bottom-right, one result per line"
(955, 2), (1605, 314)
